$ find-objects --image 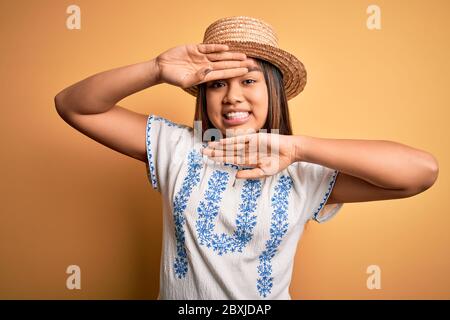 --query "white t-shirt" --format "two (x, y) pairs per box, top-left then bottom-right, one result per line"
(145, 114), (344, 300)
